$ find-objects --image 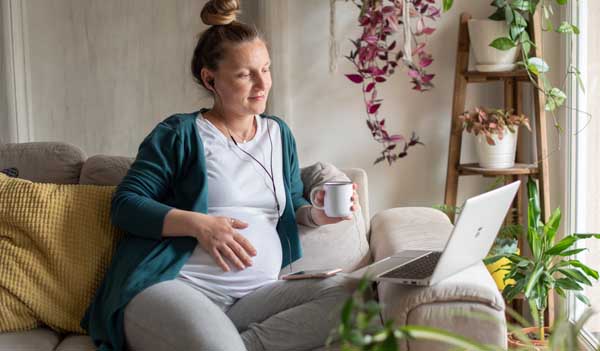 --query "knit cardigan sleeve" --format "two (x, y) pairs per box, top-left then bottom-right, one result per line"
(110, 122), (183, 240)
